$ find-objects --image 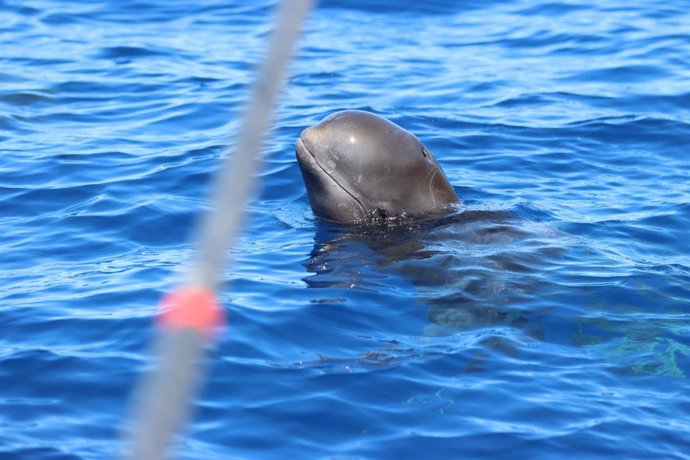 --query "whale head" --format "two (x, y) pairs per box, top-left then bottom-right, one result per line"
(295, 110), (459, 224)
